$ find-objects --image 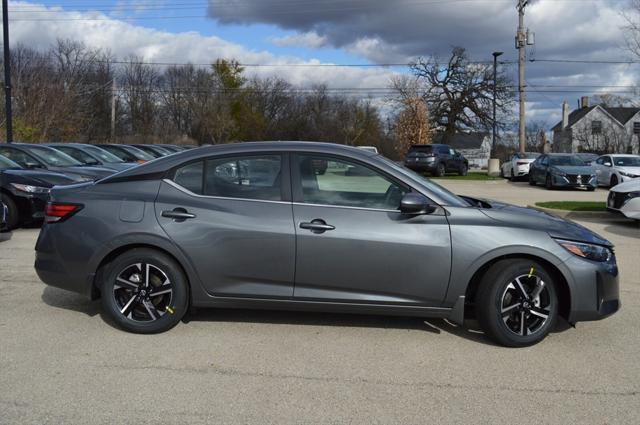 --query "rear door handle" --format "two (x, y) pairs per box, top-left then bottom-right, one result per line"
(300, 219), (335, 234)
(162, 208), (196, 221)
